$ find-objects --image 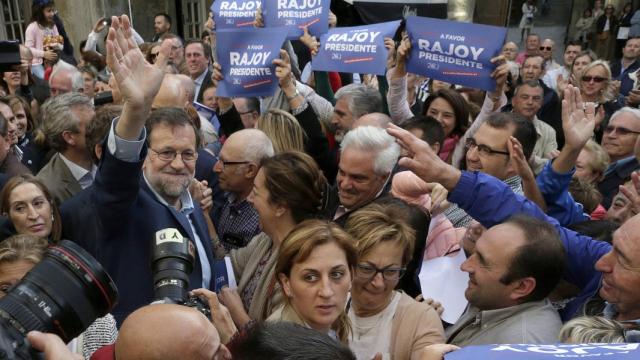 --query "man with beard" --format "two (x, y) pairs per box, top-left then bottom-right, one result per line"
(64, 16), (214, 325)
(331, 84), (382, 142)
(151, 13), (172, 42)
